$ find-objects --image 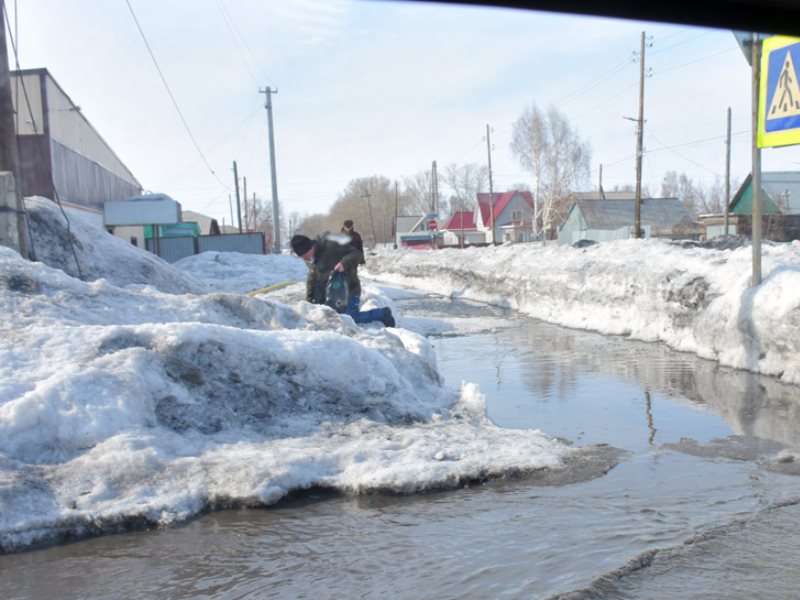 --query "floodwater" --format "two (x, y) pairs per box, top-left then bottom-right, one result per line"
(3, 291), (800, 599)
